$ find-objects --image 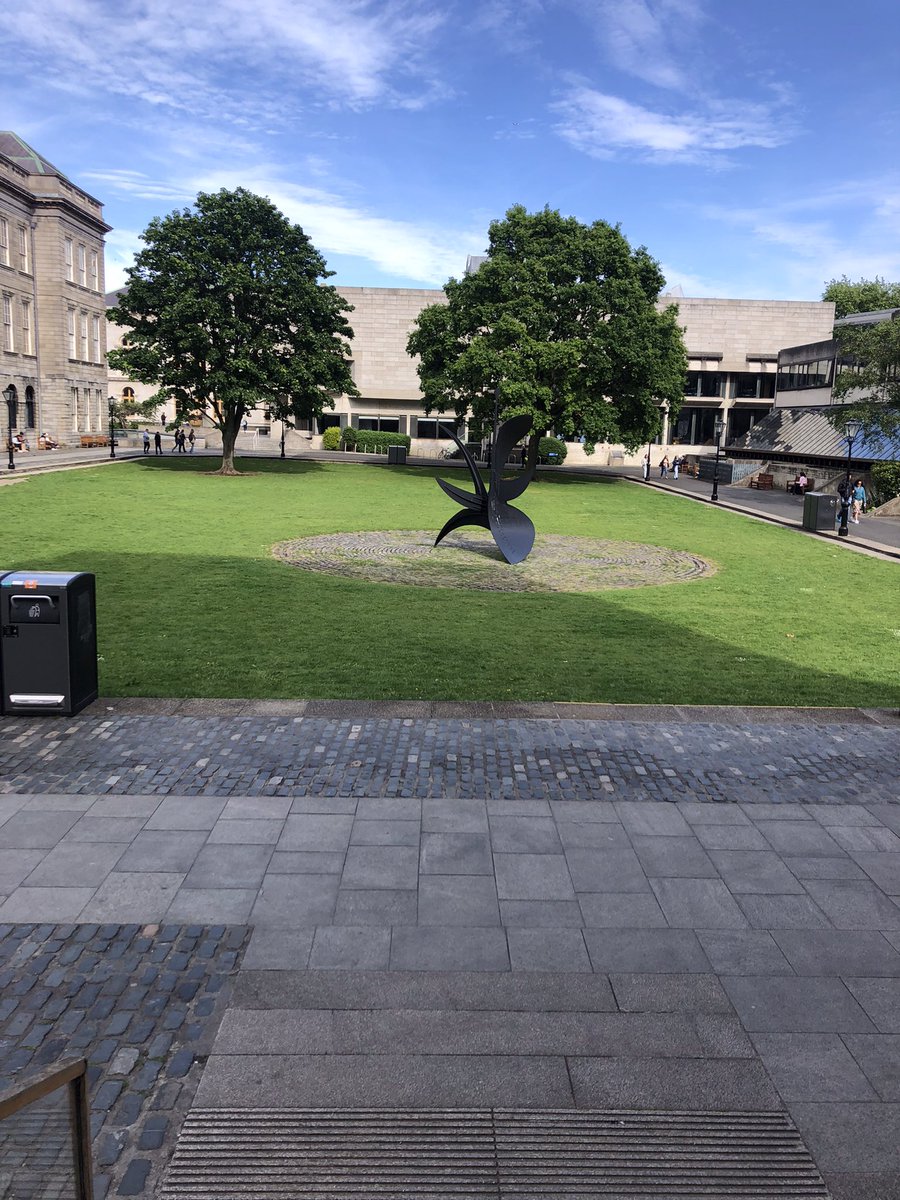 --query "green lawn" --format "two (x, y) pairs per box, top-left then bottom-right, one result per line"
(2, 457), (897, 706)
